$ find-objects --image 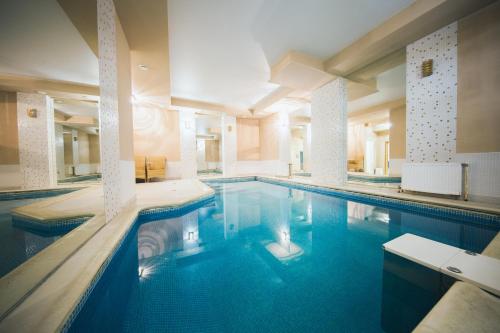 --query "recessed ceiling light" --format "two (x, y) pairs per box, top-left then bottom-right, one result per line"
(138, 64), (148, 71)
